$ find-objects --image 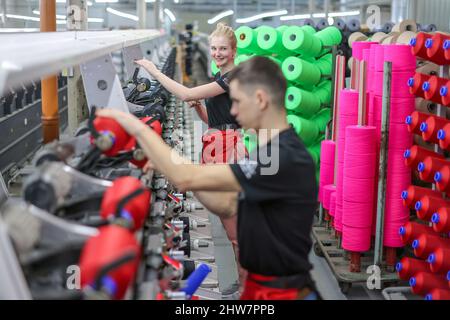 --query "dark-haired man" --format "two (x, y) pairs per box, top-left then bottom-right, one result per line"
(98, 56), (319, 300)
